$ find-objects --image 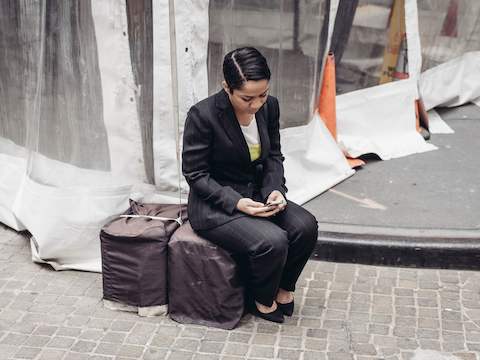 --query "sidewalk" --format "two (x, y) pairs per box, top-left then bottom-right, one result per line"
(1, 224), (480, 360)
(305, 103), (480, 268)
